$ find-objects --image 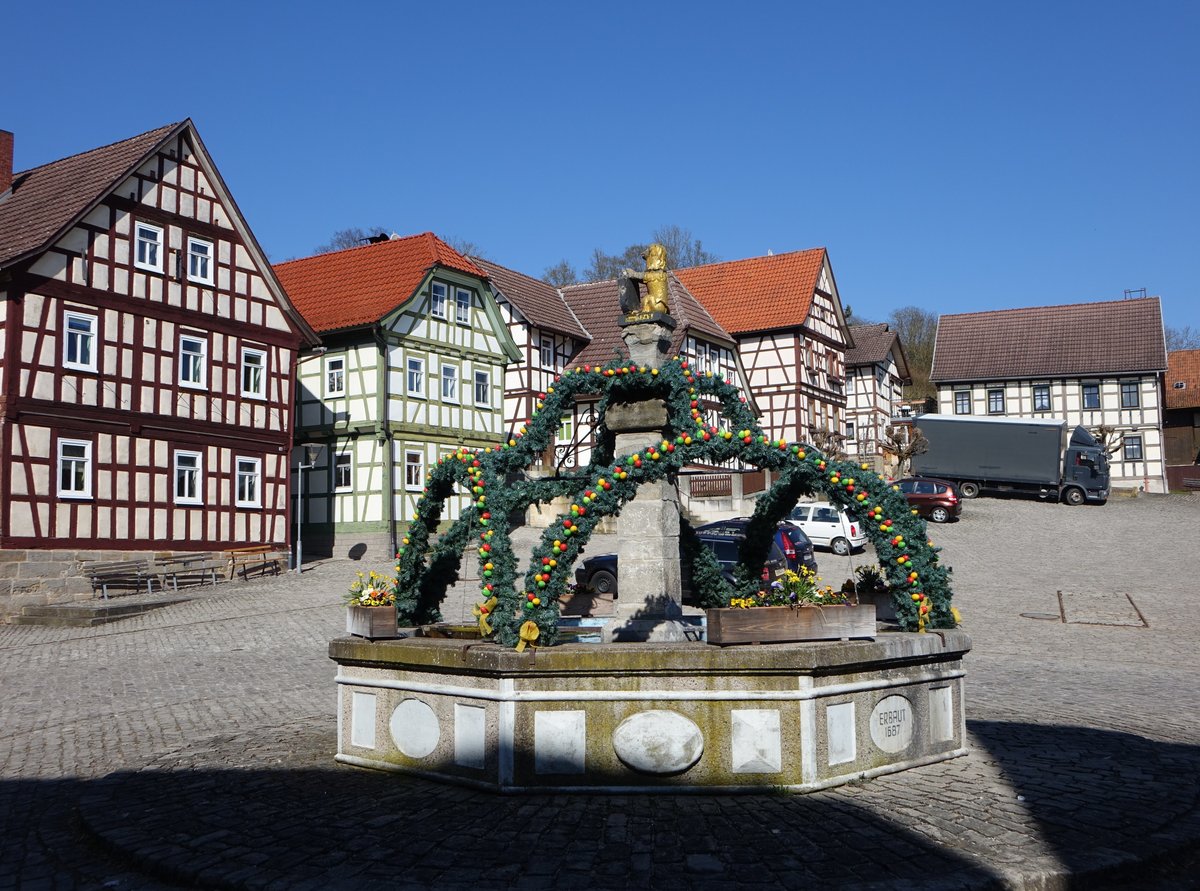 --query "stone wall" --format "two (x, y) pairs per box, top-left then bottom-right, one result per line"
(0, 547), (163, 619)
